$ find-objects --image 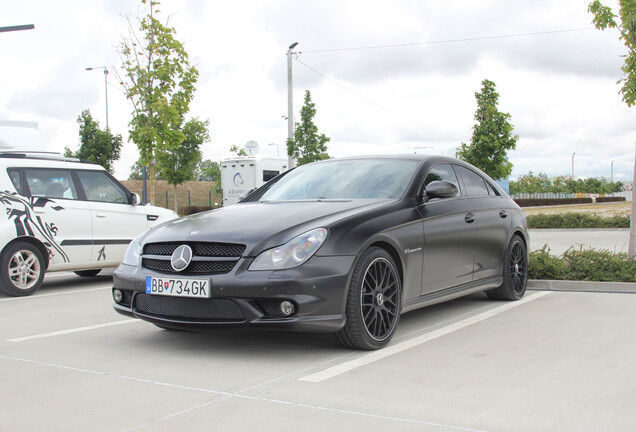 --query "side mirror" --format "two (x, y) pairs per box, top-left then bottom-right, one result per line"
(421, 181), (458, 202)
(238, 188), (256, 201)
(131, 193), (142, 205)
